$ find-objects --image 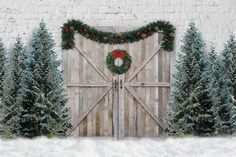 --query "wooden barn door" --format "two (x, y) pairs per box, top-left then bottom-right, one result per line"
(62, 27), (173, 138)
